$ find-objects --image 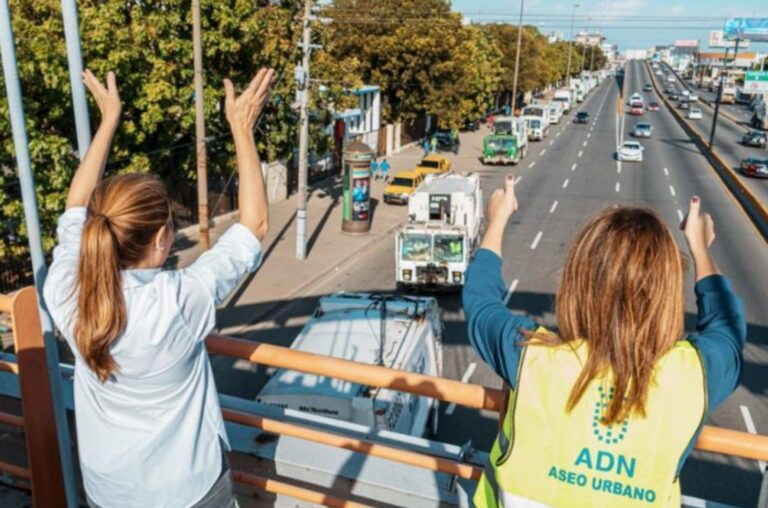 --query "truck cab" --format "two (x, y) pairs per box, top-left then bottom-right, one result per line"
(522, 105), (550, 141)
